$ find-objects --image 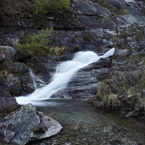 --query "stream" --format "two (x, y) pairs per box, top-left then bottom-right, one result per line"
(27, 99), (145, 145)
(14, 48), (145, 145)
